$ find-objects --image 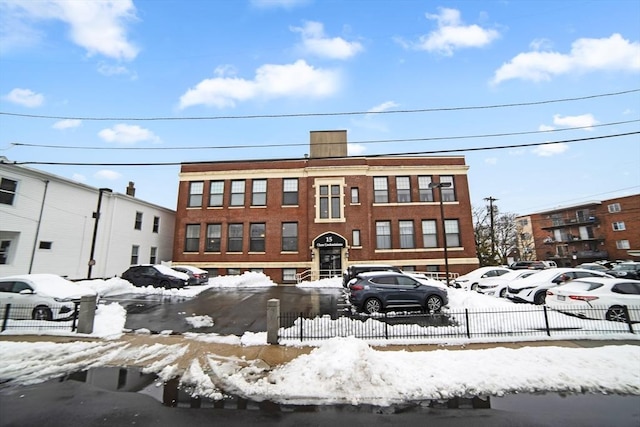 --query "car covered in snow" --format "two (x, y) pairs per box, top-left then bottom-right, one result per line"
(476, 269), (539, 298)
(0, 274), (97, 321)
(171, 265), (209, 285)
(121, 265), (189, 288)
(452, 266), (511, 291)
